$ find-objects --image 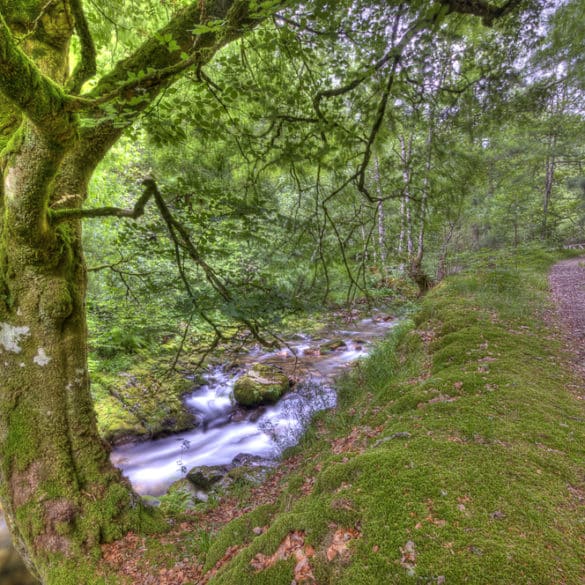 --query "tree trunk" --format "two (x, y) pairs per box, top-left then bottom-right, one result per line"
(542, 145), (556, 240)
(0, 127), (157, 584)
(409, 107), (435, 296)
(373, 156), (387, 279)
(0, 4), (160, 583)
(399, 135), (414, 260)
